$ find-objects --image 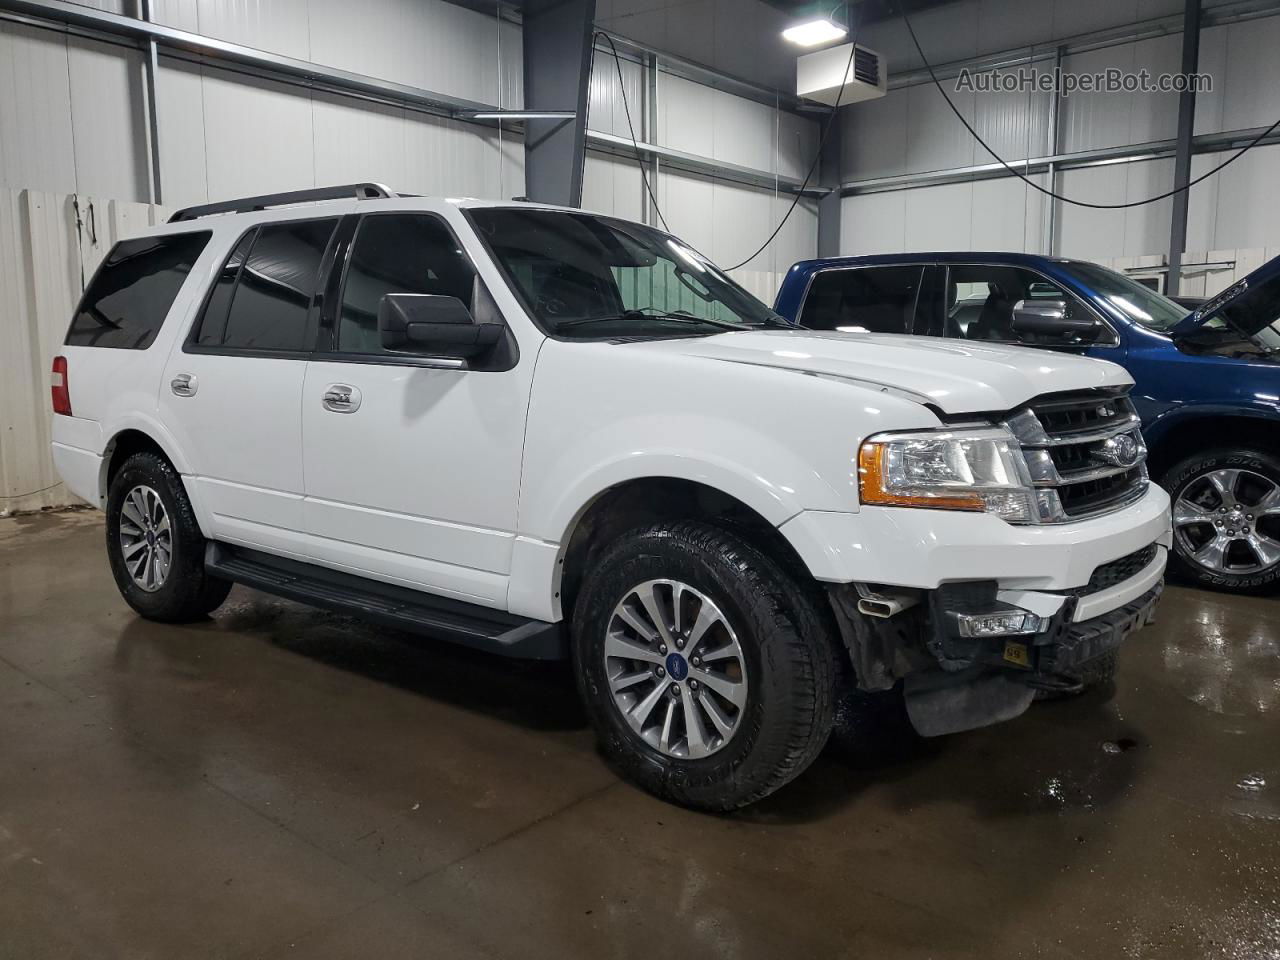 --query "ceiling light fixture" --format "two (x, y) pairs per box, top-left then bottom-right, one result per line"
(782, 17), (848, 47)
